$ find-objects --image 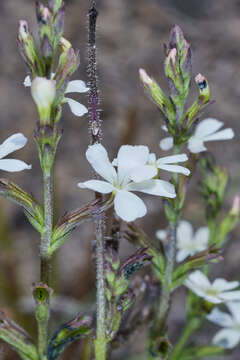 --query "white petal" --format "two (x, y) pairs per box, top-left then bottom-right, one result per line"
(86, 144), (117, 183)
(220, 291), (240, 302)
(177, 221), (193, 247)
(185, 270), (211, 290)
(176, 249), (191, 262)
(128, 179), (176, 198)
(188, 138), (206, 153)
(226, 302), (240, 324)
(195, 118), (223, 138)
(212, 328), (240, 349)
(157, 164), (190, 176)
(77, 180), (114, 194)
(205, 128), (234, 142)
(114, 190), (147, 222)
(130, 165), (157, 182)
(207, 308), (234, 328)
(157, 154), (188, 164)
(23, 75), (31, 87)
(193, 227), (209, 248)
(0, 159), (31, 172)
(161, 125), (168, 132)
(156, 229), (167, 241)
(117, 145), (150, 184)
(66, 98), (88, 117)
(0, 133), (28, 159)
(212, 279), (239, 292)
(65, 80), (89, 94)
(159, 137), (174, 151)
